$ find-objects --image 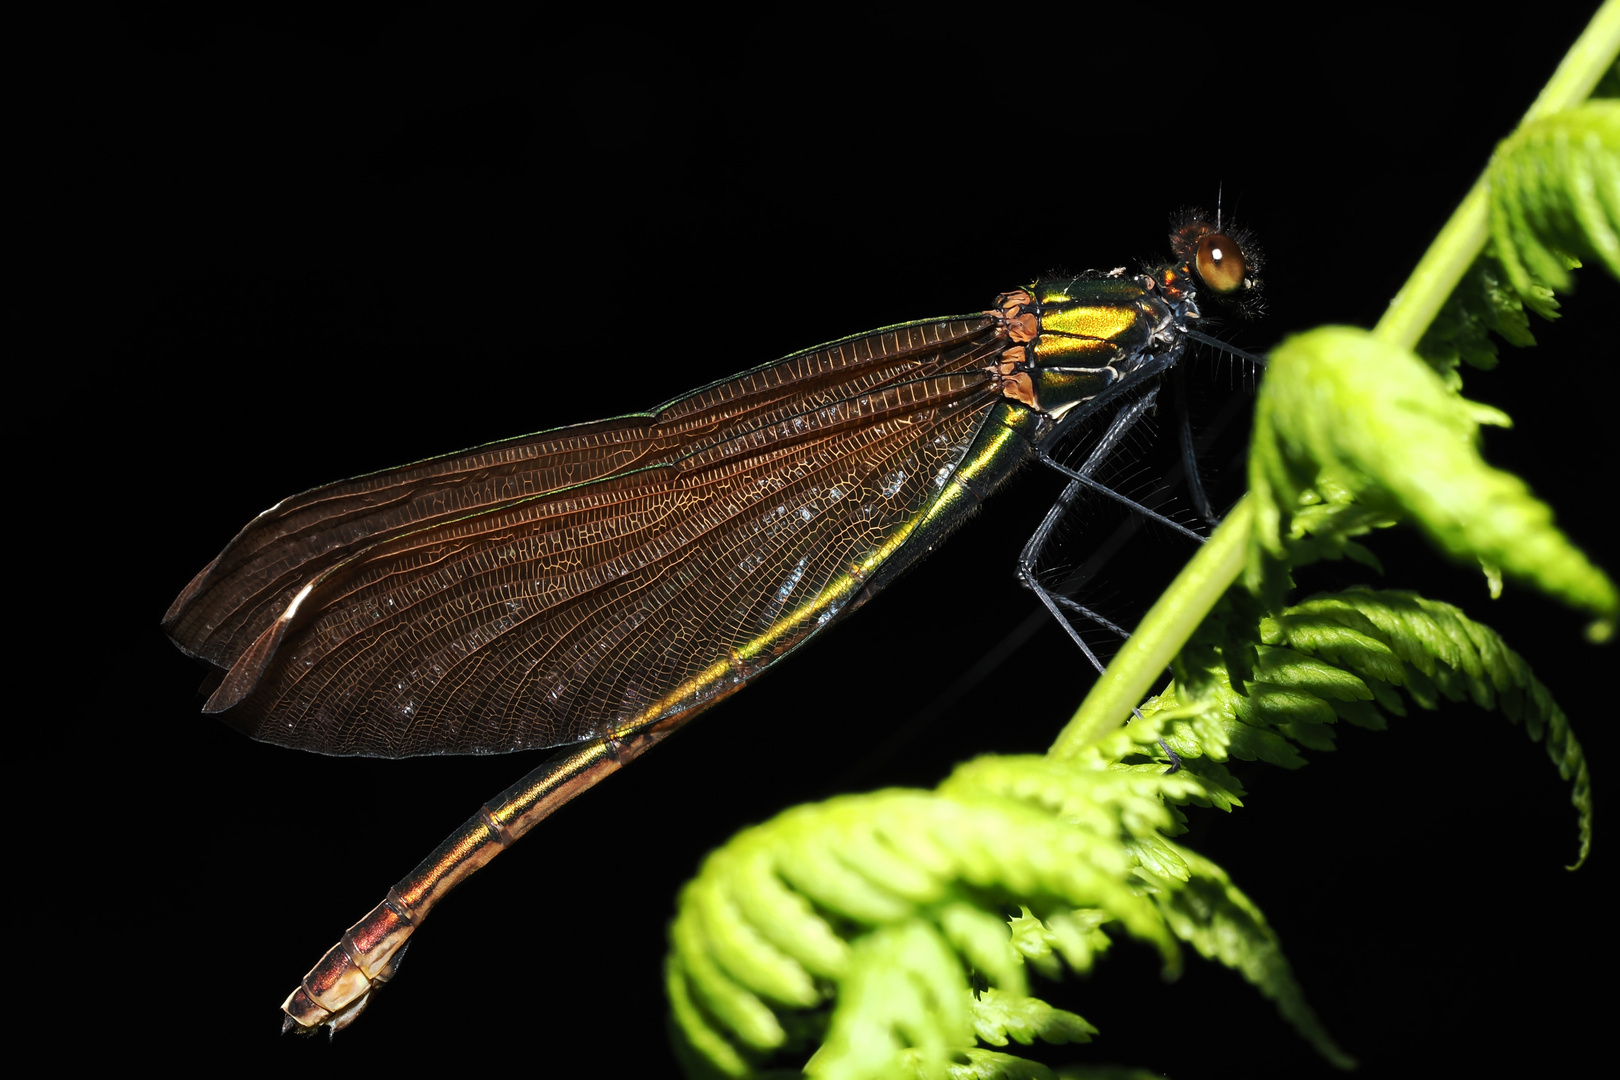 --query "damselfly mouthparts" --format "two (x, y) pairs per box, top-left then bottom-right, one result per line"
(166, 211), (1261, 1033)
